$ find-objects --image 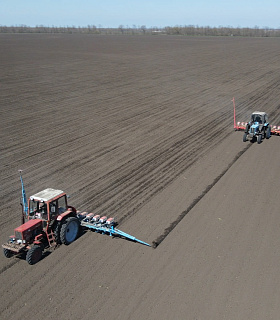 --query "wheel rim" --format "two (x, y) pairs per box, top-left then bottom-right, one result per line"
(65, 220), (78, 243)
